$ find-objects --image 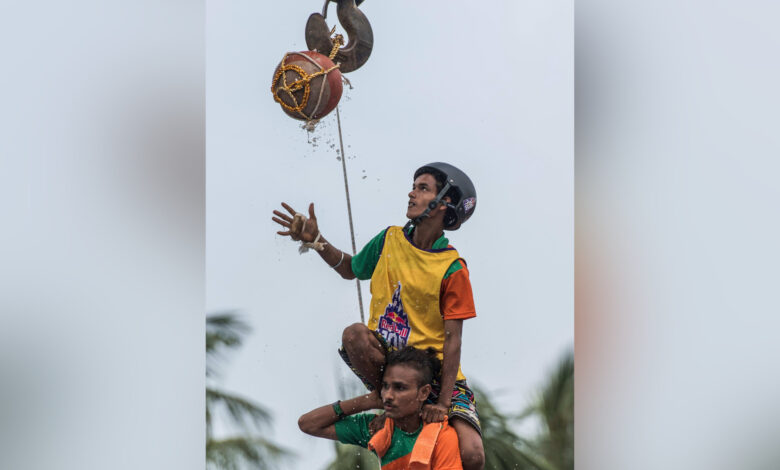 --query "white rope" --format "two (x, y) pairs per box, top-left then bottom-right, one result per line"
(299, 231), (328, 253)
(335, 105), (365, 323)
